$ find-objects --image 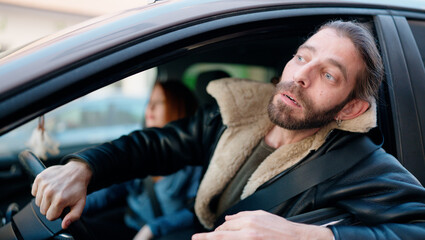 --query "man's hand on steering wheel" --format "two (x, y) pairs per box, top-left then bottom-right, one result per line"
(31, 160), (93, 229)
